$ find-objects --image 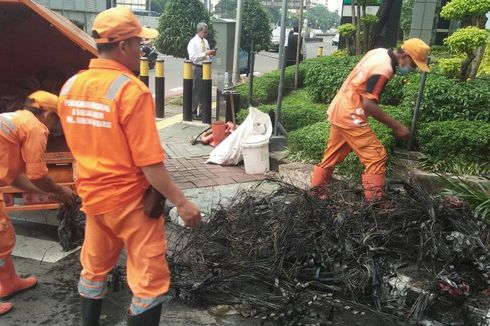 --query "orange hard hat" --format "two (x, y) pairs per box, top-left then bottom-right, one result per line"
(27, 91), (59, 113)
(92, 6), (159, 44)
(401, 38), (431, 72)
